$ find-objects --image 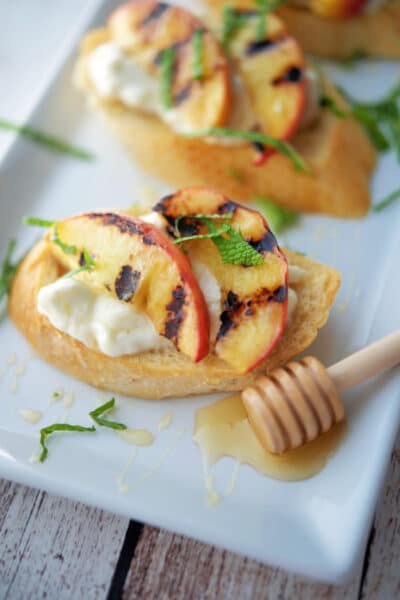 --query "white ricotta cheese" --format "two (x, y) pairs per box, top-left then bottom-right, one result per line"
(87, 42), (162, 114)
(87, 42), (192, 134)
(37, 260), (221, 356)
(37, 278), (170, 358)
